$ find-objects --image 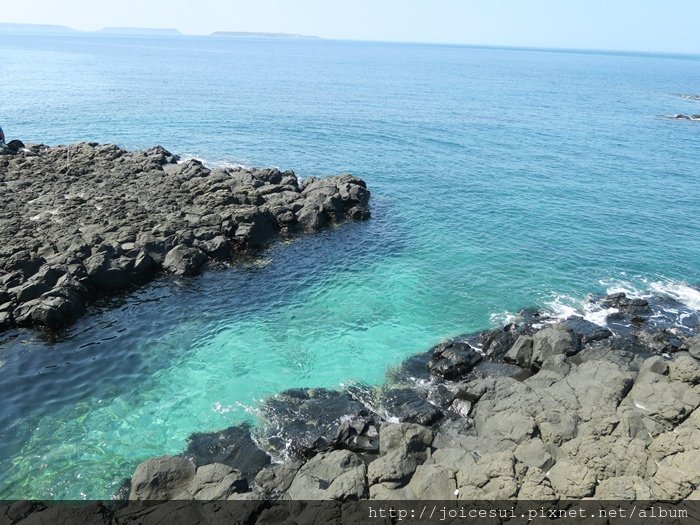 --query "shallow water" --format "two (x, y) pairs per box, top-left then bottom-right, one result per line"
(0, 34), (699, 498)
